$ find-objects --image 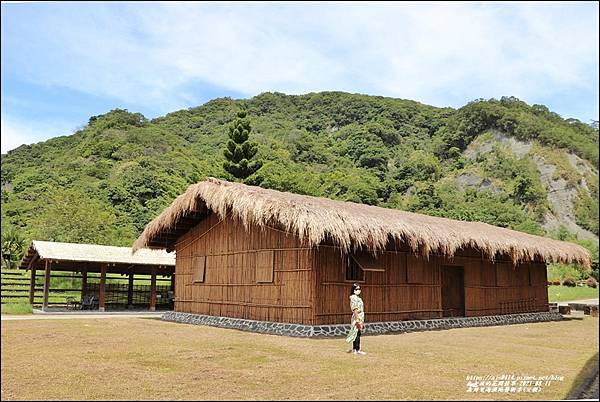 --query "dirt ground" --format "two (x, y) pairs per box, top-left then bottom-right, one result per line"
(1, 316), (598, 400)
